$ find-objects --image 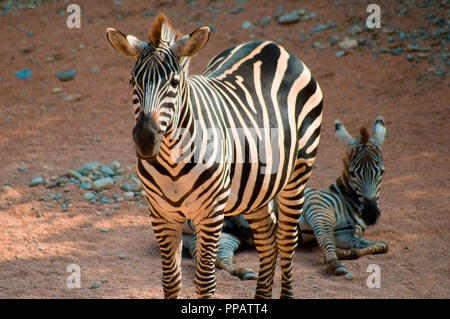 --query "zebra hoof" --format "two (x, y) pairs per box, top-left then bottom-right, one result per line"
(344, 272), (354, 280)
(242, 272), (257, 281)
(334, 266), (351, 277)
